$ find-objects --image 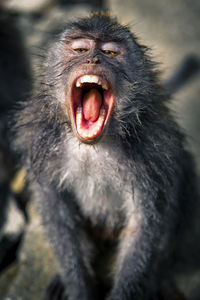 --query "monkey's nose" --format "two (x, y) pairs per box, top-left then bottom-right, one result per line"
(86, 57), (100, 64)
